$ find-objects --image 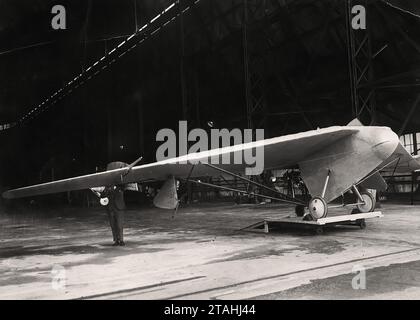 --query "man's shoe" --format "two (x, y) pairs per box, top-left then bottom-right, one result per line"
(112, 241), (119, 246)
(118, 241), (125, 246)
